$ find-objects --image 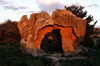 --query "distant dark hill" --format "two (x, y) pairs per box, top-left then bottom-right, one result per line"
(94, 28), (100, 32)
